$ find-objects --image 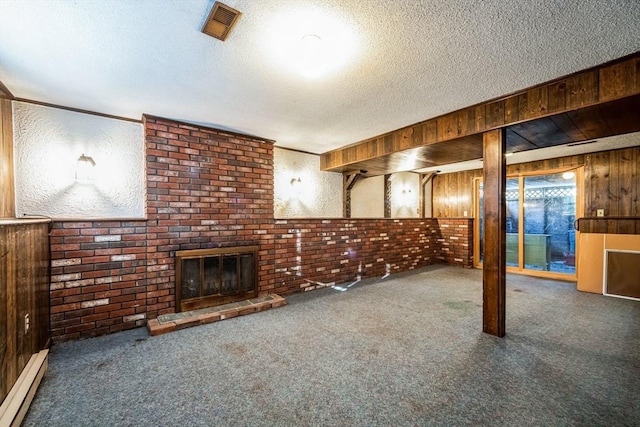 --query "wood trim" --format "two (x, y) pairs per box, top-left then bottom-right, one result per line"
(0, 96), (15, 218)
(473, 177), (482, 267)
(320, 53), (640, 172)
(482, 129), (506, 337)
(14, 98), (142, 124)
(0, 81), (14, 99)
(176, 245), (260, 258)
(517, 177), (524, 270)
